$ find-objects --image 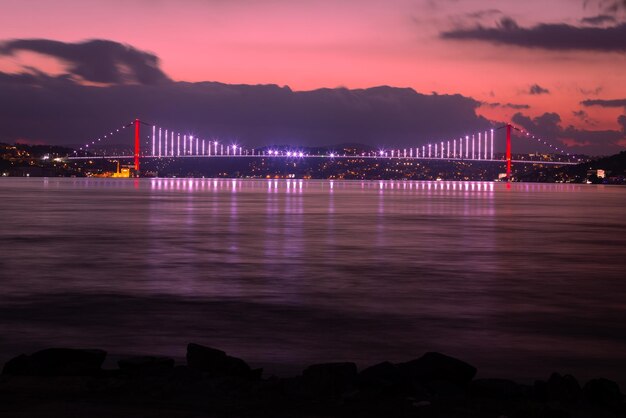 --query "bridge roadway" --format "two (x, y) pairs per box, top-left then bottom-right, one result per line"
(66, 154), (579, 165)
